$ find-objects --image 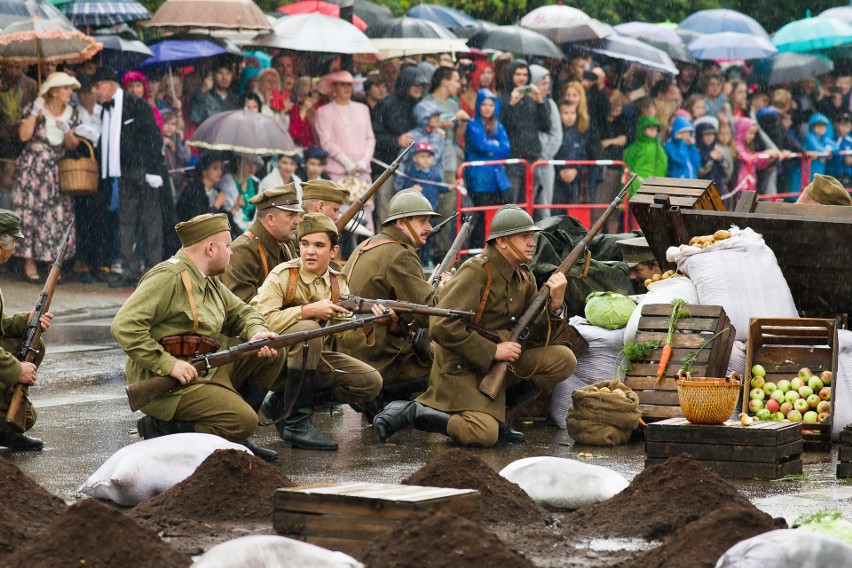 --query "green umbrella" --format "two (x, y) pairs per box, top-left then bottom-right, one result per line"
(772, 16), (852, 53)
